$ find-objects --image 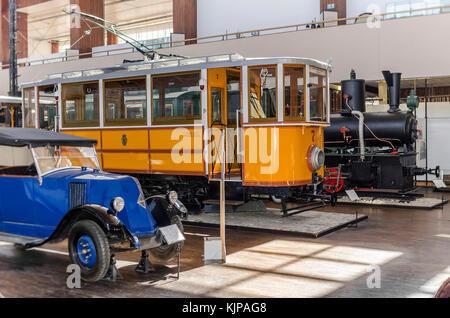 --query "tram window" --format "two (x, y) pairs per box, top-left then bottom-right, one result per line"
(248, 66), (277, 121)
(38, 85), (58, 131)
(0, 107), (6, 126)
(104, 77), (147, 126)
(284, 66), (305, 121)
(62, 82), (99, 127)
(227, 70), (241, 126)
(23, 88), (36, 128)
(309, 67), (328, 122)
(152, 72), (201, 124)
